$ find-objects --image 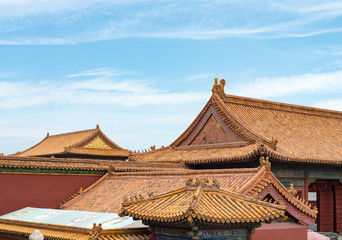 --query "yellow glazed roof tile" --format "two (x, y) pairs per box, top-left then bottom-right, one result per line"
(120, 178), (286, 225)
(13, 127), (129, 158)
